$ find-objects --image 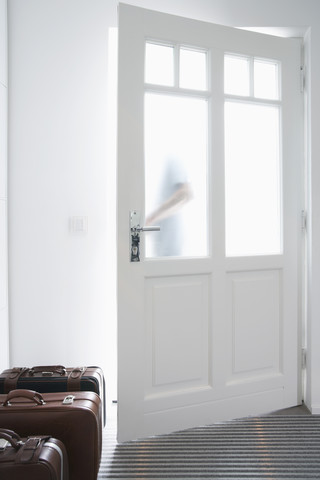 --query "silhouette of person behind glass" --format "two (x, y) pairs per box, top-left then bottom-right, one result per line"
(146, 157), (193, 257)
